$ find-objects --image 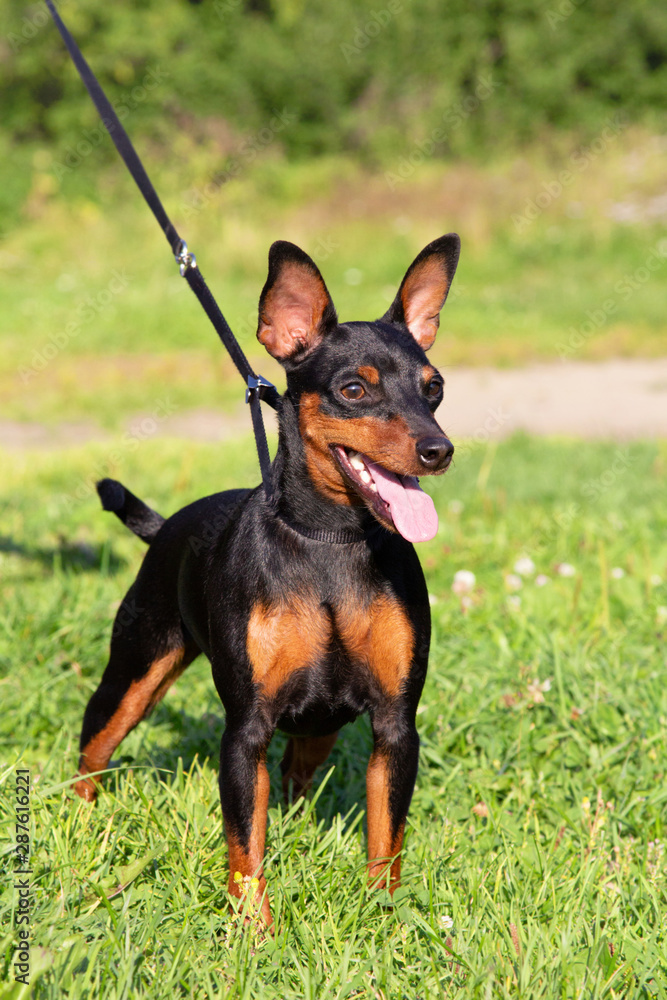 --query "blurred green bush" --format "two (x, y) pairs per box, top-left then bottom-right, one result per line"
(2, 0), (665, 160)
